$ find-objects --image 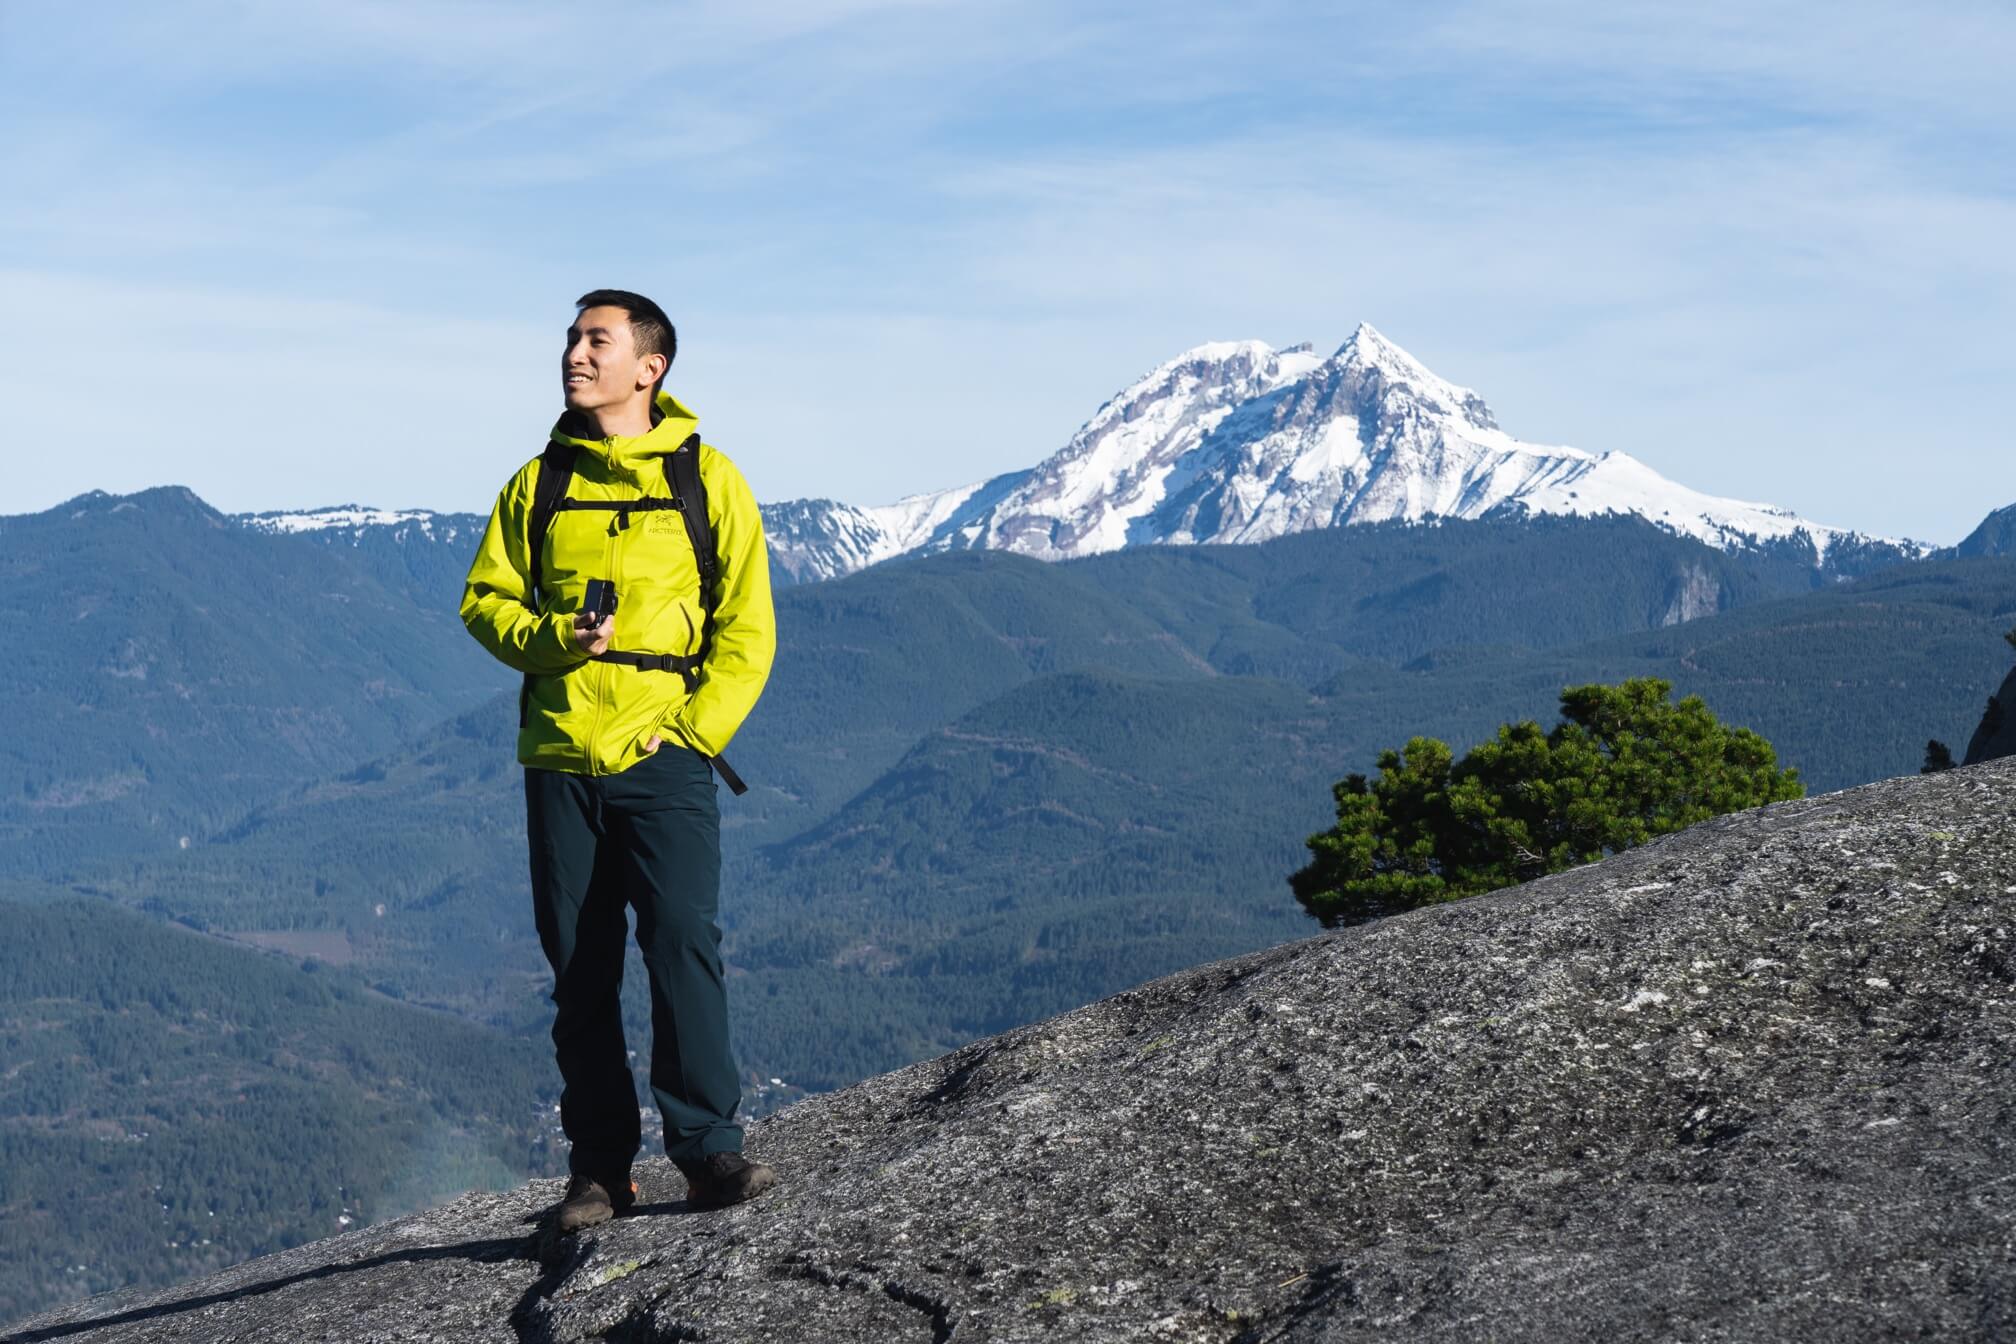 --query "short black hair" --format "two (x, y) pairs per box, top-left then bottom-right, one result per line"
(575, 289), (676, 399)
